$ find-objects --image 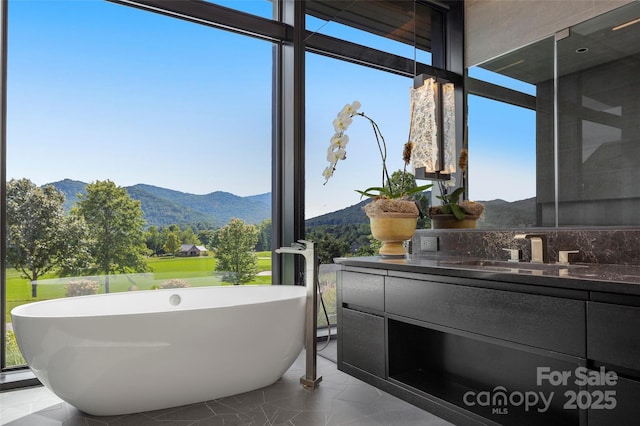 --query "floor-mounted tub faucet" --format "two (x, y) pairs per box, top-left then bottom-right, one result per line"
(275, 239), (323, 389)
